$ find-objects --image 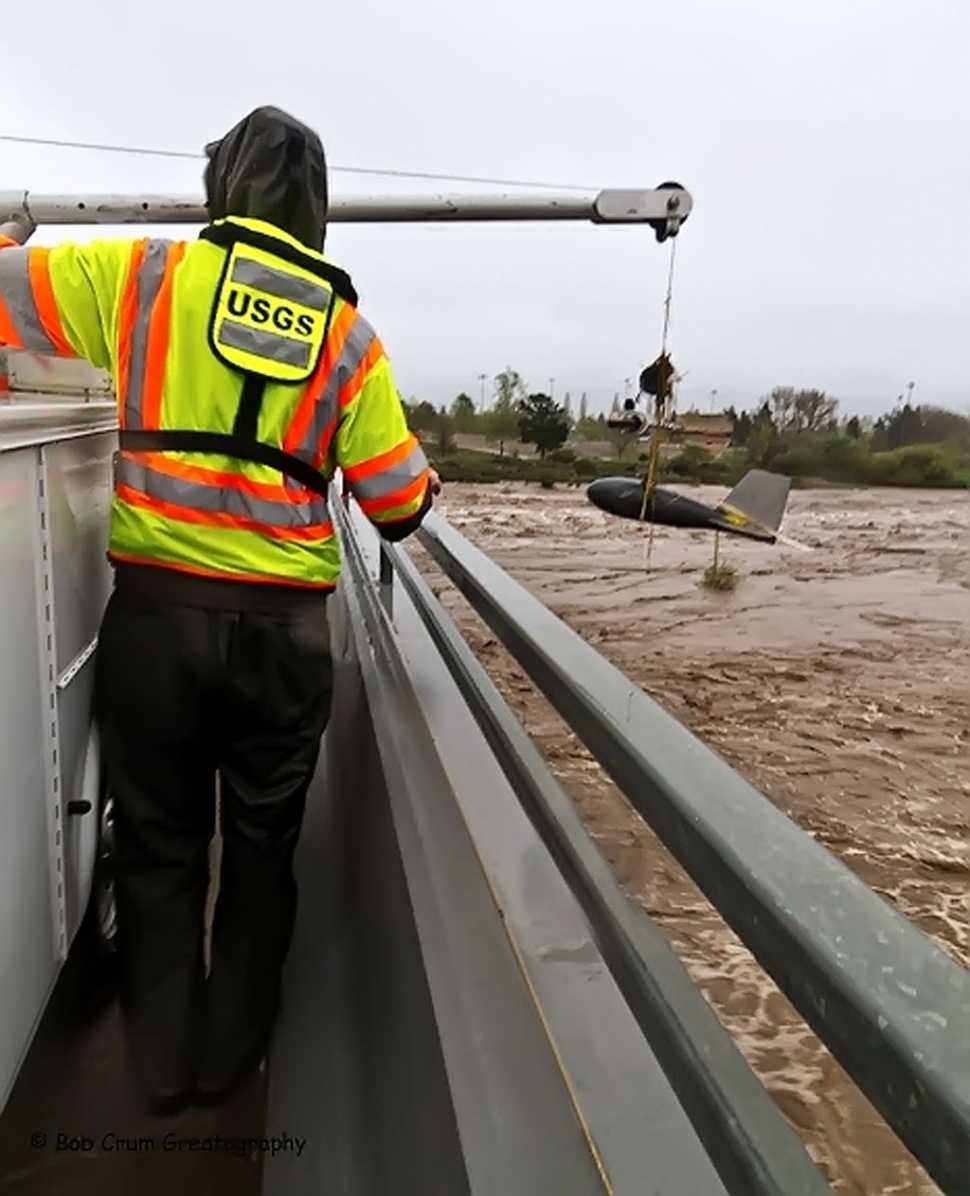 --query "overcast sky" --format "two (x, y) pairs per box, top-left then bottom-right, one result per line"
(3, 0), (968, 418)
